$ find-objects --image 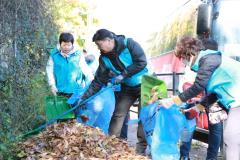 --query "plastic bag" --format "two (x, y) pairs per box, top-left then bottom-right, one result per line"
(196, 112), (208, 129)
(68, 86), (115, 134)
(151, 104), (186, 160)
(140, 102), (159, 145)
(45, 96), (75, 120)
